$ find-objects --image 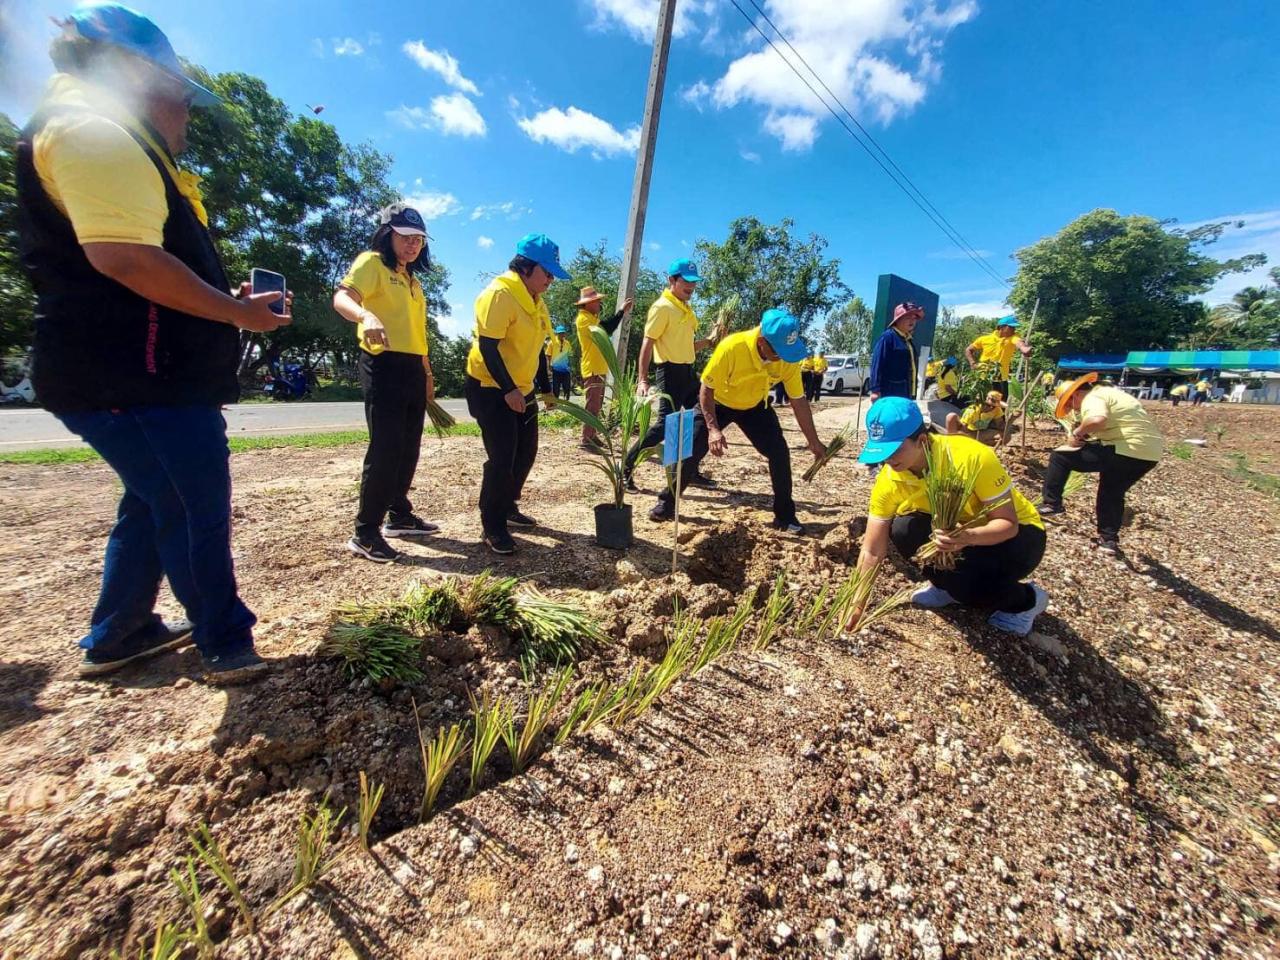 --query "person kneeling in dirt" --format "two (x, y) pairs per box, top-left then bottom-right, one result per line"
(1040, 373), (1163, 555)
(17, 4), (291, 682)
(850, 397), (1049, 636)
(648, 308), (826, 533)
(946, 390), (1007, 446)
